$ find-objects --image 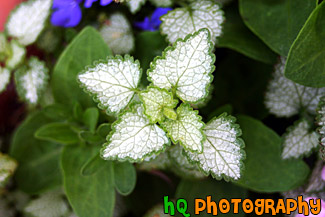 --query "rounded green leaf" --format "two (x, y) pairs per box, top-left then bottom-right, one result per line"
(239, 0), (316, 56)
(236, 115), (310, 192)
(61, 145), (115, 217)
(114, 162), (136, 196)
(52, 27), (112, 108)
(285, 1), (325, 87)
